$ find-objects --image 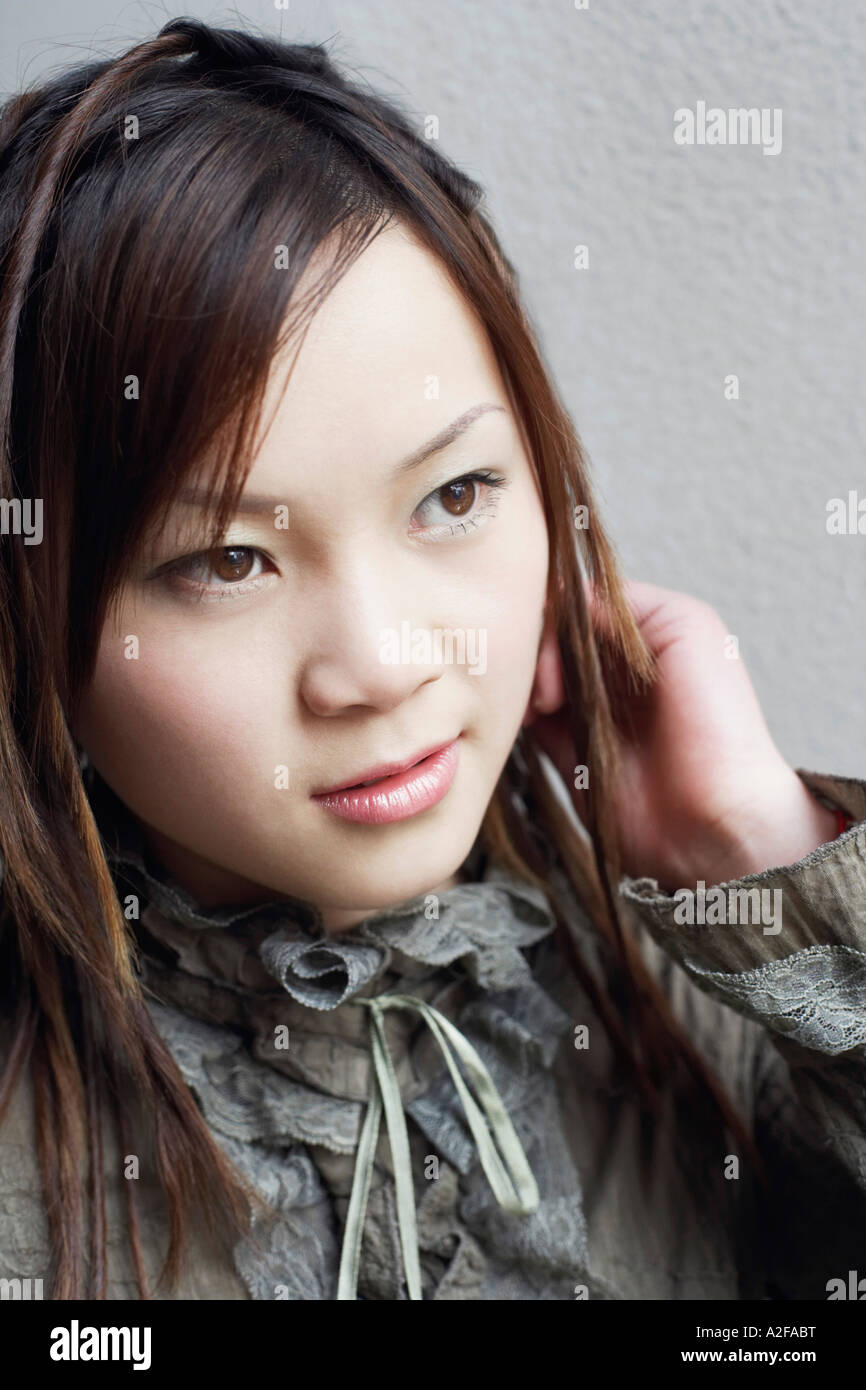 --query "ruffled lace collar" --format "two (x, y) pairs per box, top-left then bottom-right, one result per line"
(82, 769), (591, 1302)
